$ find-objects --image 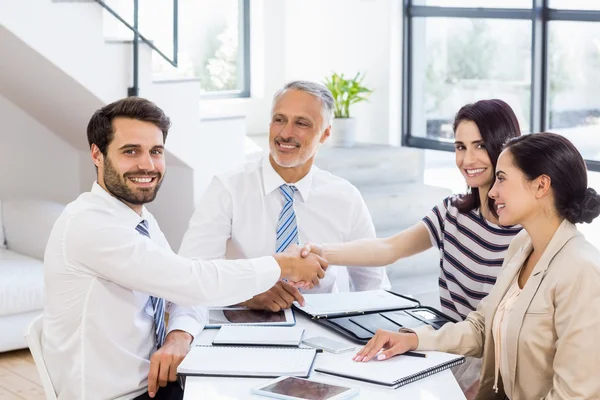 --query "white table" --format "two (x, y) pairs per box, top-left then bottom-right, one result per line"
(183, 313), (466, 400)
